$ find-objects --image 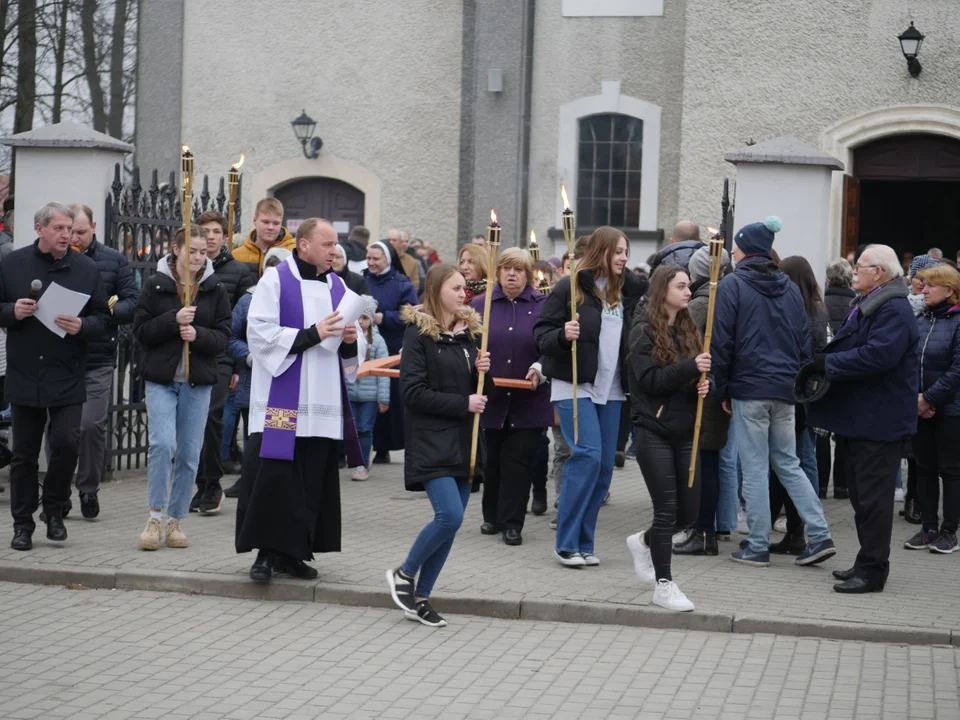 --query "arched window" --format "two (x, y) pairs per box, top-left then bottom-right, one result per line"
(577, 113), (643, 228)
